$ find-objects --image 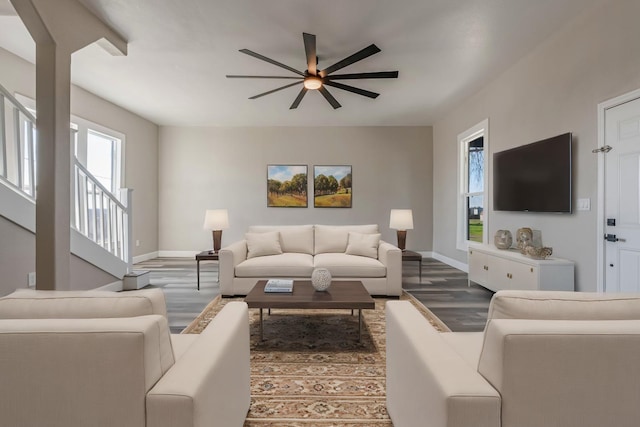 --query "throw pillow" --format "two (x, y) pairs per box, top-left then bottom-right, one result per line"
(345, 232), (381, 259)
(246, 231), (283, 259)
